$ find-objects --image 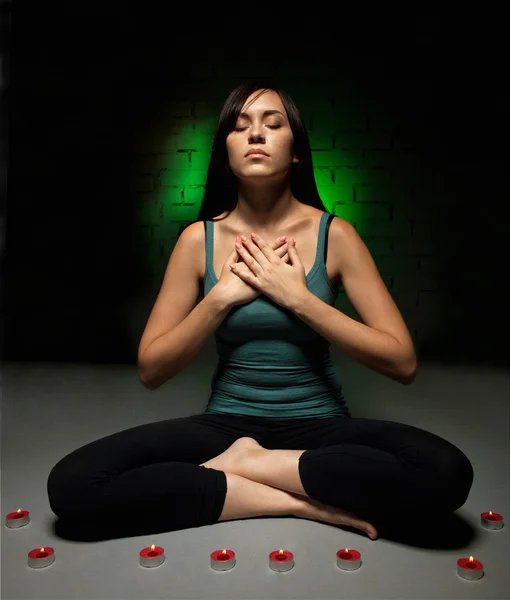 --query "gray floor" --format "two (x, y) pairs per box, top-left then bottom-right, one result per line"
(2, 345), (509, 600)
